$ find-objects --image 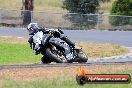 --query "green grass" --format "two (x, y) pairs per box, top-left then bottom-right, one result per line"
(0, 42), (128, 65)
(0, 43), (41, 65)
(1, 77), (132, 88)
(0, 37), (128, 65)
(2, 79), (131, 88)
(1, 66), (132, 88)
(0, 36), (128, 65)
